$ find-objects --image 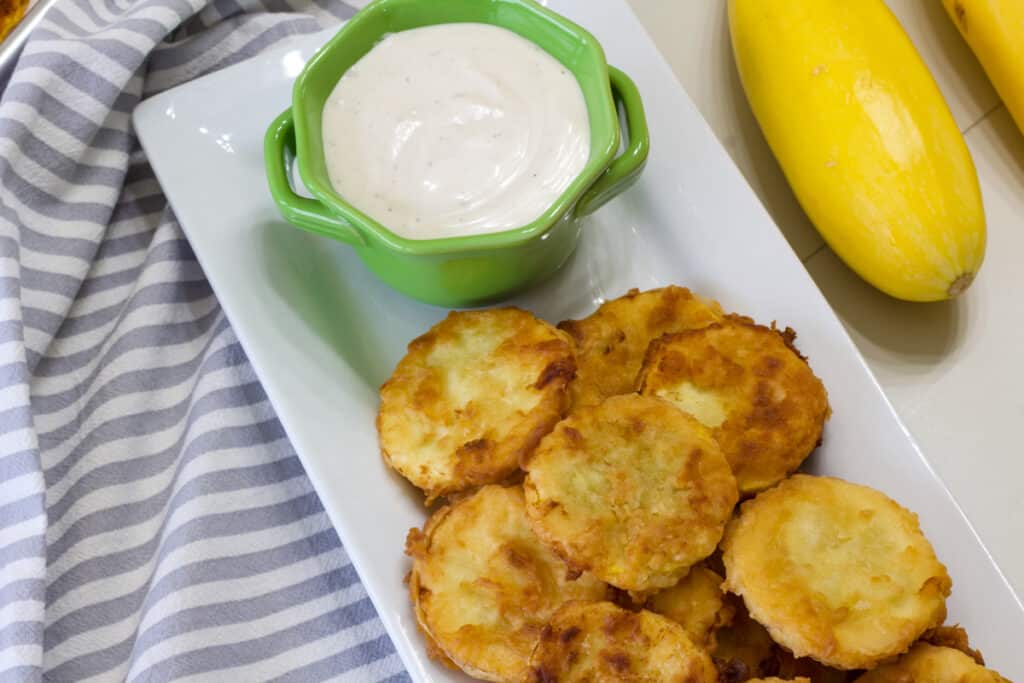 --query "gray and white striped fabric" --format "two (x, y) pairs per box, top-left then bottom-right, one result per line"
(0, 0), (410, 680)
